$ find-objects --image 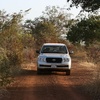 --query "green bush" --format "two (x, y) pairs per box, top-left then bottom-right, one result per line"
(0, 48), (11, 86)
